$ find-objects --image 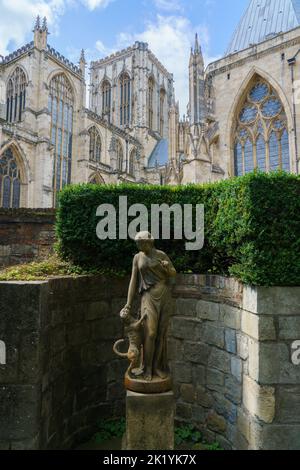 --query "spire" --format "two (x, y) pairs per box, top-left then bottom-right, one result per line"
(33, 15), (48, 50)
(42, 16), (48, 32)
(33, 15), (41, 31)
(194, 33), (200, 54)
(79, 49), (86, 75)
